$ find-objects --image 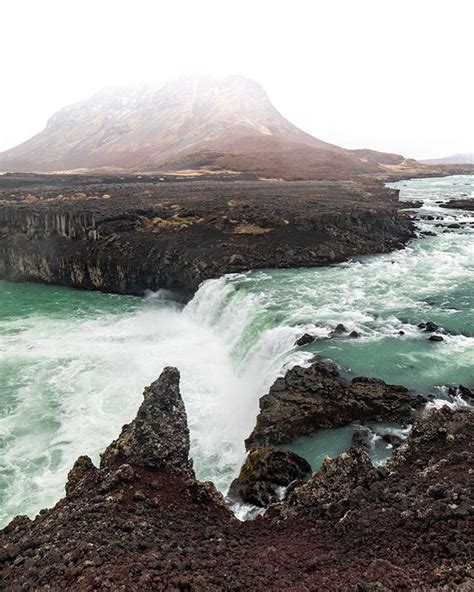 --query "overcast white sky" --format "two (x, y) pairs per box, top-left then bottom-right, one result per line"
(0, 0), (472, 159)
